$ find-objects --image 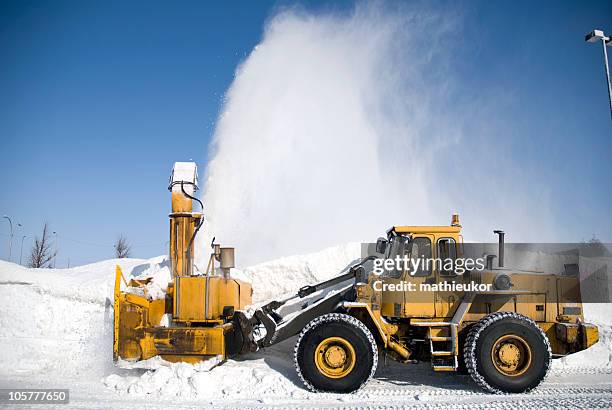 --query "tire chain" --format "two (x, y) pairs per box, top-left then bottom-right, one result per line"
(294, 313), (379, 393)
(463, 311), (552, 394)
